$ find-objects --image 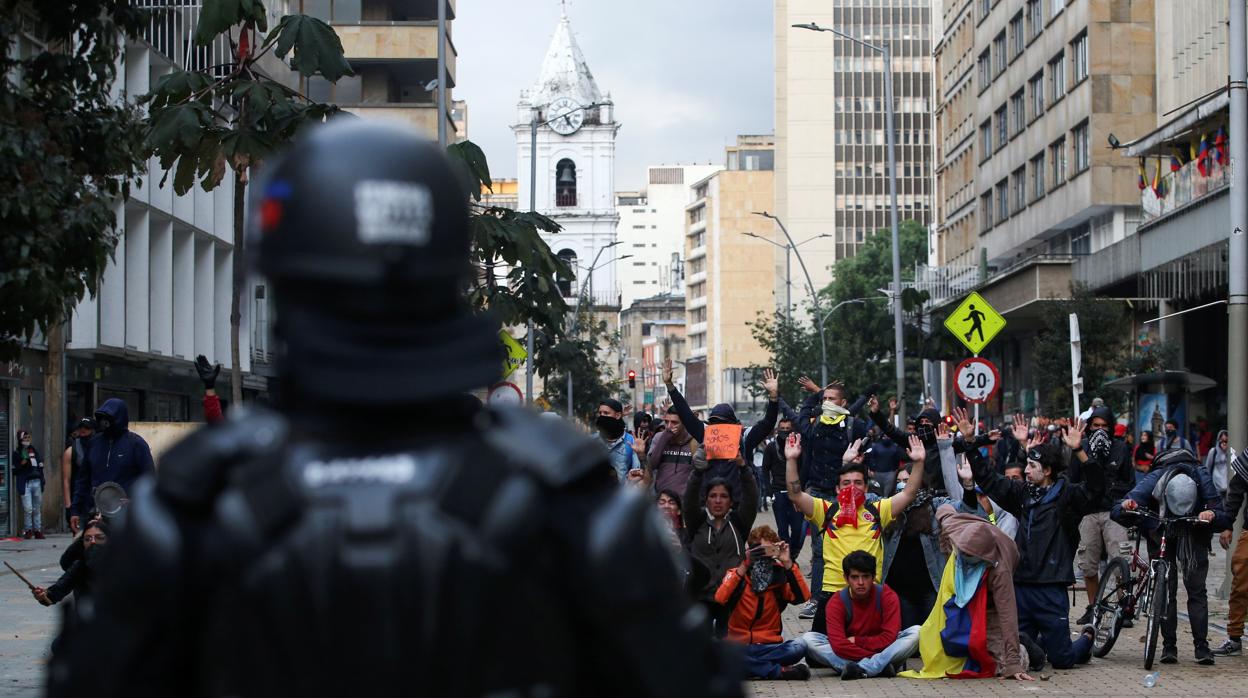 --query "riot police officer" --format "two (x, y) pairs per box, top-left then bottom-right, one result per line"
(51, 120), (741, 697)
